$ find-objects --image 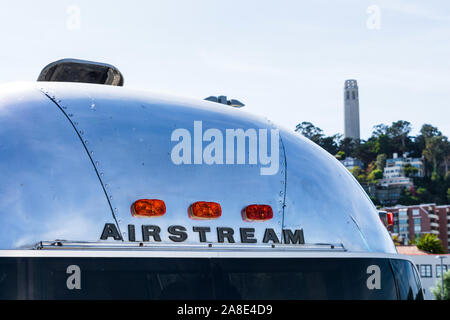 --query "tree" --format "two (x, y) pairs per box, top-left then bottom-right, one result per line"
(420, 124), (442, 139)
(335, 150), (346, 160)
(375, 153), (387, 171)
(339, 137), (357, 158)
(353, 140), (377, 165)
(294, 122), (341, 155)
(415, 234), (445, 254)
(391, 234), (402, 246)
(432, 270), (450, 300)
(317, 134), (341, 155)
(367, 168), (383, 182)
(423, 135), (447, 176)
(295, 122), (323, 143)
(388, 120), (412, 154)
(403, 164), (419, 177)
(372, 124), (389, 137)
